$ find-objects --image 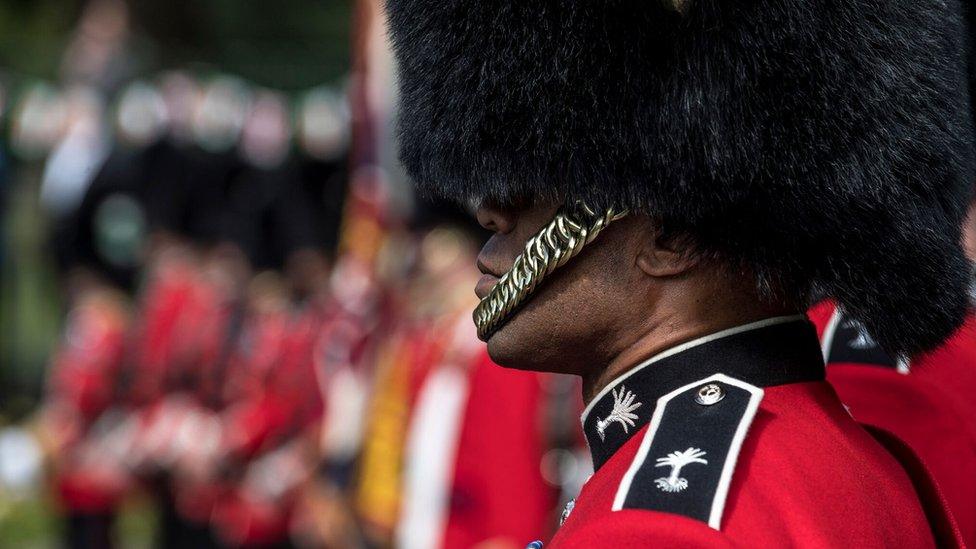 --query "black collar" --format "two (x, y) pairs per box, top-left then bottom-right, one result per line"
(822, 307), (903, 371)
(581, 316), (826, 471)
